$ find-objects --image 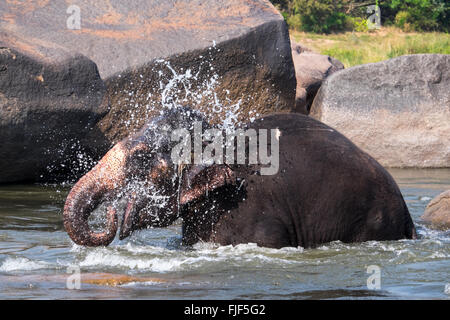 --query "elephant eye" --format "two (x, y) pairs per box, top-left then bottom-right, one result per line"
(127, 146), (155, 175)
(135, 149), (154, 163)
